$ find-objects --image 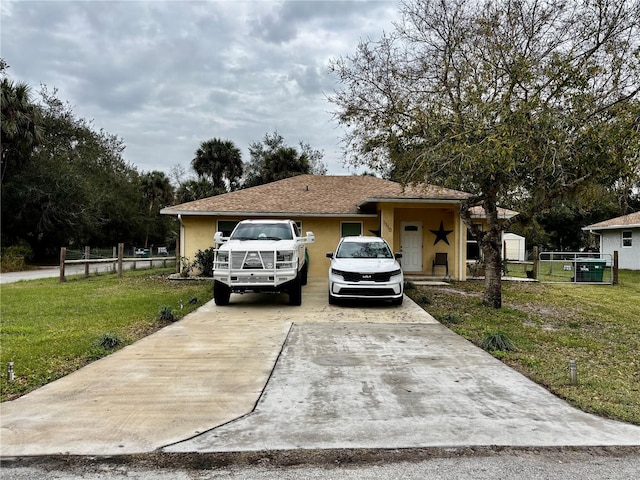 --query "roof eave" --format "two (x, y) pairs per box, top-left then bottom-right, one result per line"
(358, 197), (465, 209)
(582, 224), (640, 232)
(160, 209), (378, 218)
